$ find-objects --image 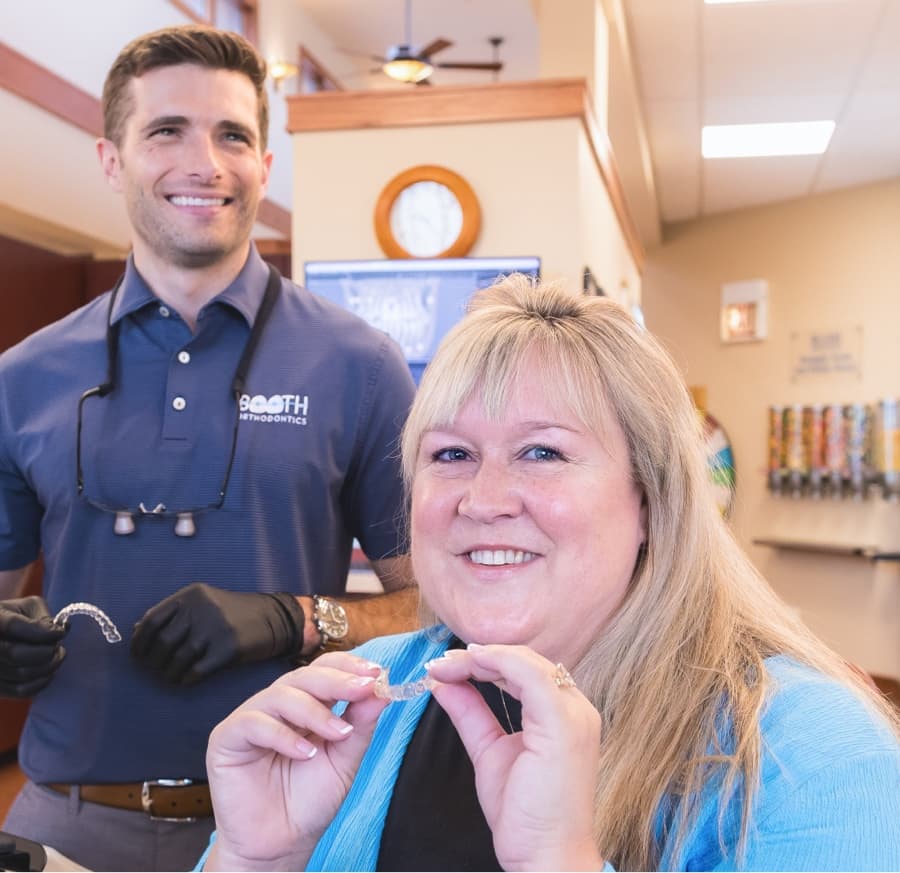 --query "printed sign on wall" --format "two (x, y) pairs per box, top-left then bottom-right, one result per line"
(790, 326), (862, 381)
